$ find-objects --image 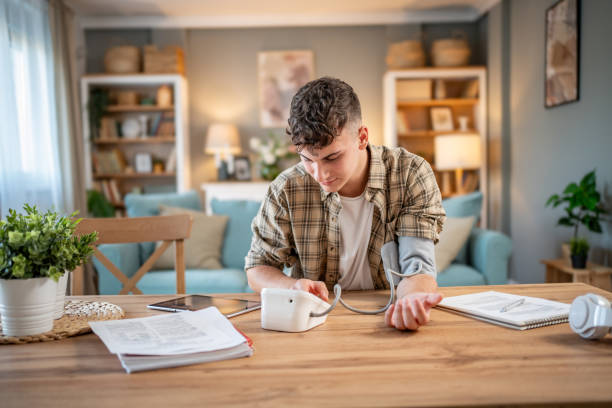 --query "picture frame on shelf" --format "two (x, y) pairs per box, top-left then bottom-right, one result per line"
(430, 107), (454, 131)
(234, 156), (252, 181)
(545, 0), (580, 108)
(134, 152), (152, 173)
